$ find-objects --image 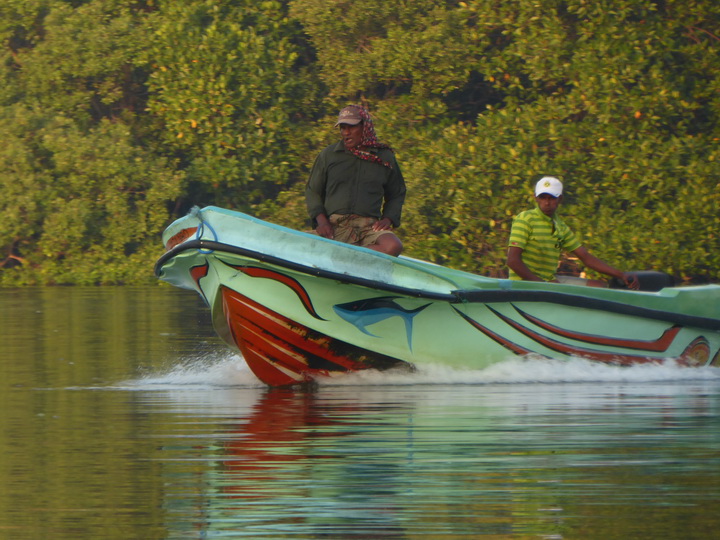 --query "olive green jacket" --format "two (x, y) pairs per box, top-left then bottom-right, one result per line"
(305, 142), (406, 227)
